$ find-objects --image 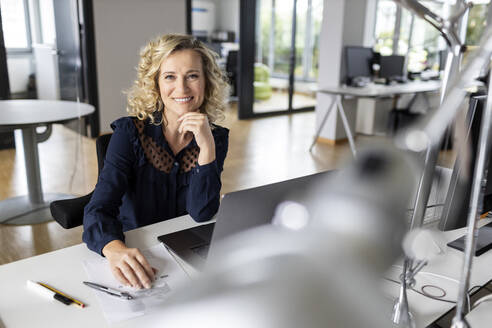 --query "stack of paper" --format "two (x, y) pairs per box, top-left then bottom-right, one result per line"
(83, 243), (189, 324)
